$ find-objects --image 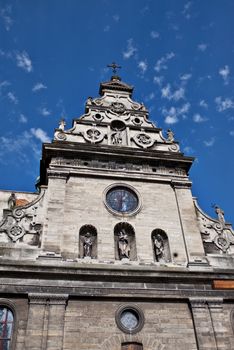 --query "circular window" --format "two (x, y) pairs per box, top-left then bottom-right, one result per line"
(105, 186), (139, 215)
(116, 305), (144, 334)
(111, 120), (126, 131)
